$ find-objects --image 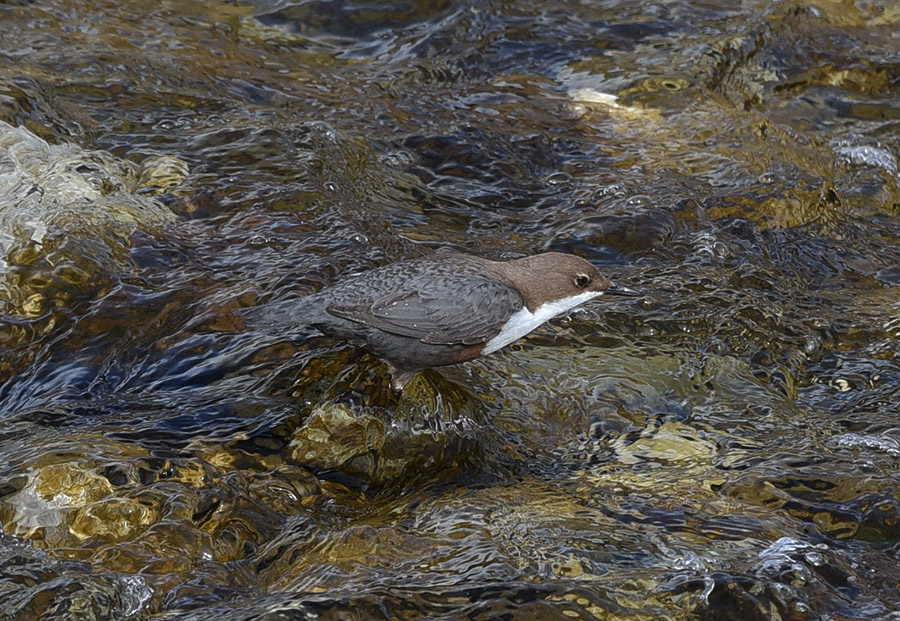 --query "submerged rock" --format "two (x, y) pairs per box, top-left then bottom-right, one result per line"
(0, 534), (151, 620)
(0, 121), (185, 319)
